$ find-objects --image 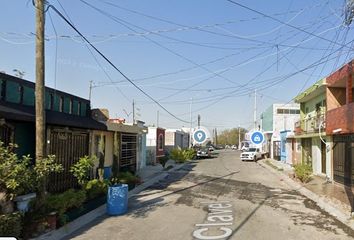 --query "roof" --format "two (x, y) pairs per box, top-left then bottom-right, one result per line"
(0, 101), (106, 130)
(106, 121), (147, 134)
(294, 78), (327, 103)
